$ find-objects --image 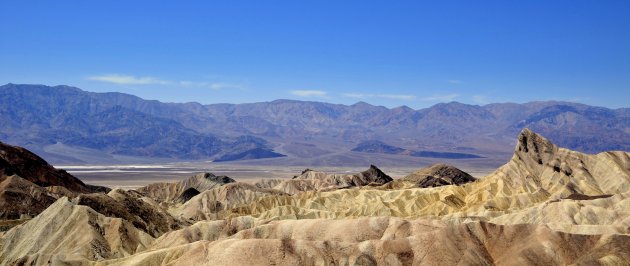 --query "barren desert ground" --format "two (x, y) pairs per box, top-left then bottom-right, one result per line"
(64, 163), (495, 189)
